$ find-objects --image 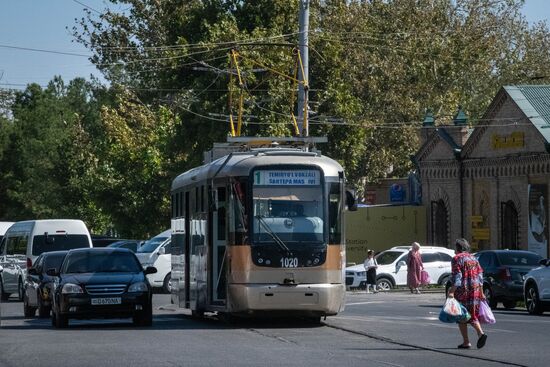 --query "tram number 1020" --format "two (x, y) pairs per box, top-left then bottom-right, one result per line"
(280, 257), (298, 268)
